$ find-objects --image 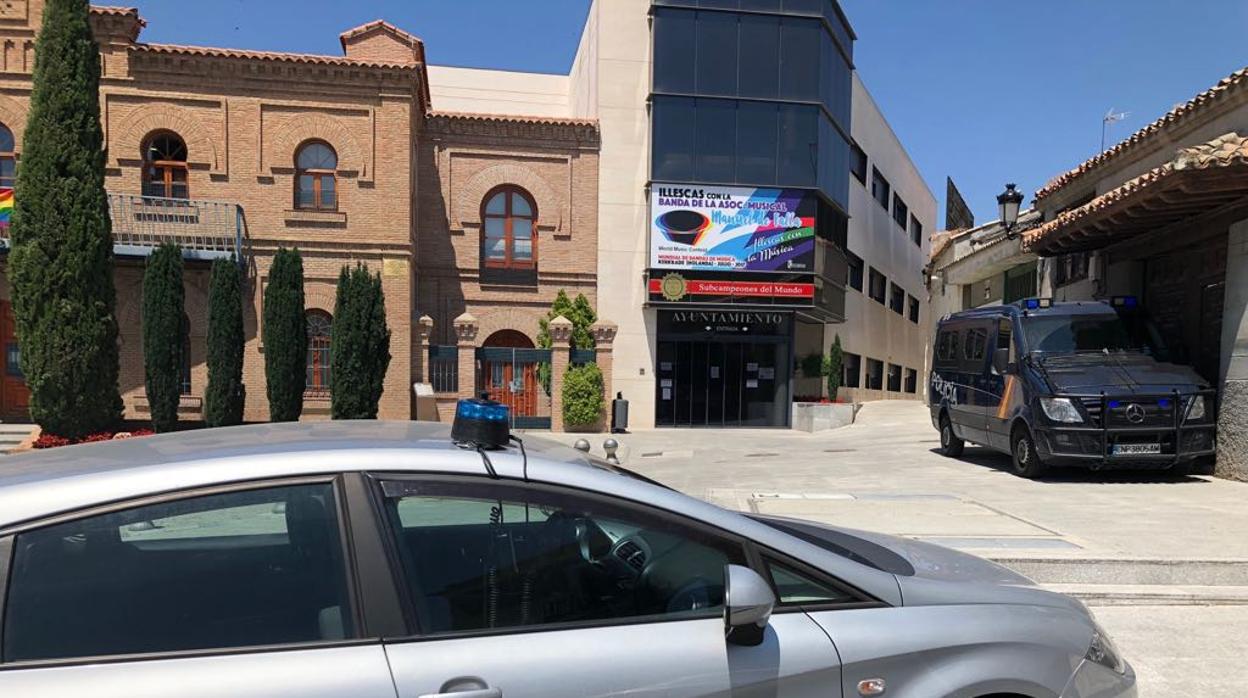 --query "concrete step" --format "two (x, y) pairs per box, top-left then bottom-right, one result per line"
(0, 424), (35, 452)
(1045, 583), (1248, 607)
(994, 557), (1248, 587)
